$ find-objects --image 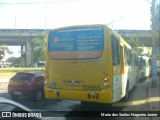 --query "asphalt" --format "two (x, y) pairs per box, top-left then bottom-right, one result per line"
(0, 77), (160, 116)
